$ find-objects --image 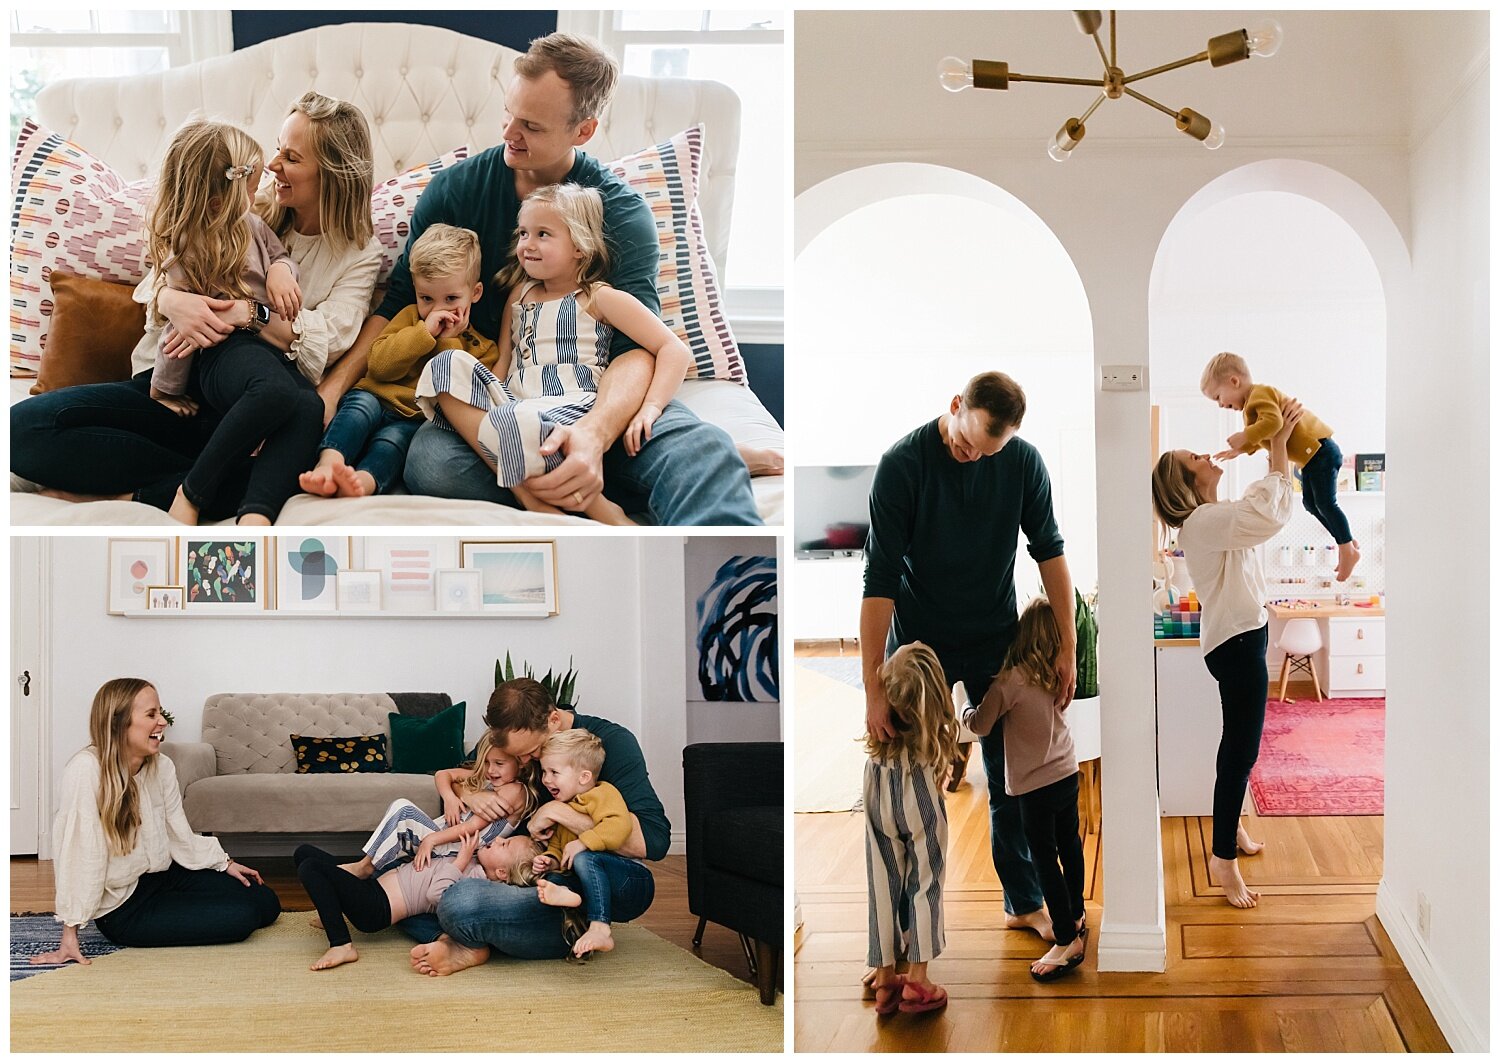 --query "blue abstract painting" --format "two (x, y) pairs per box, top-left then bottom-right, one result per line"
(695, 555), (779, 702)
